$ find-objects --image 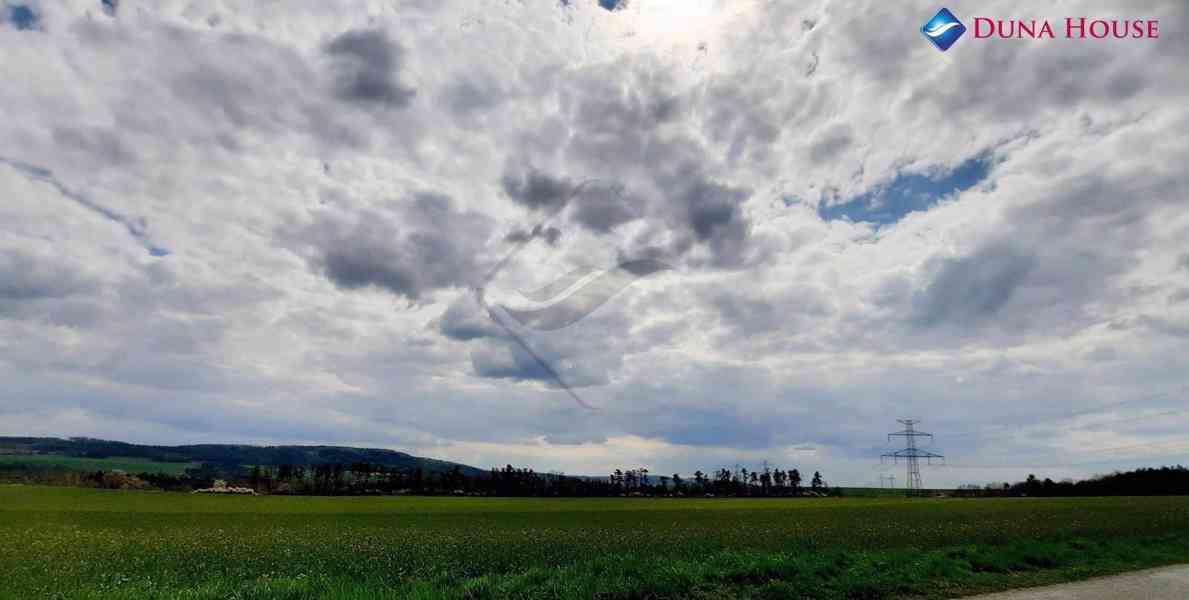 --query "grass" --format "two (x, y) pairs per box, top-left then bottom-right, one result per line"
(0, 454), (197, 475)
(836, 487), (921, 498)
(2, 486), (1189, 599)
